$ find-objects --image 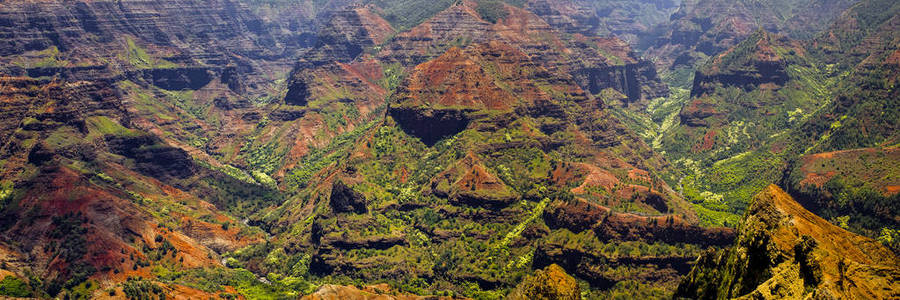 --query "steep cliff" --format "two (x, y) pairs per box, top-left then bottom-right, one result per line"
(689, 30), (797, 98)
(674, 185), (900, 299)
(389, 42), (540, 145)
